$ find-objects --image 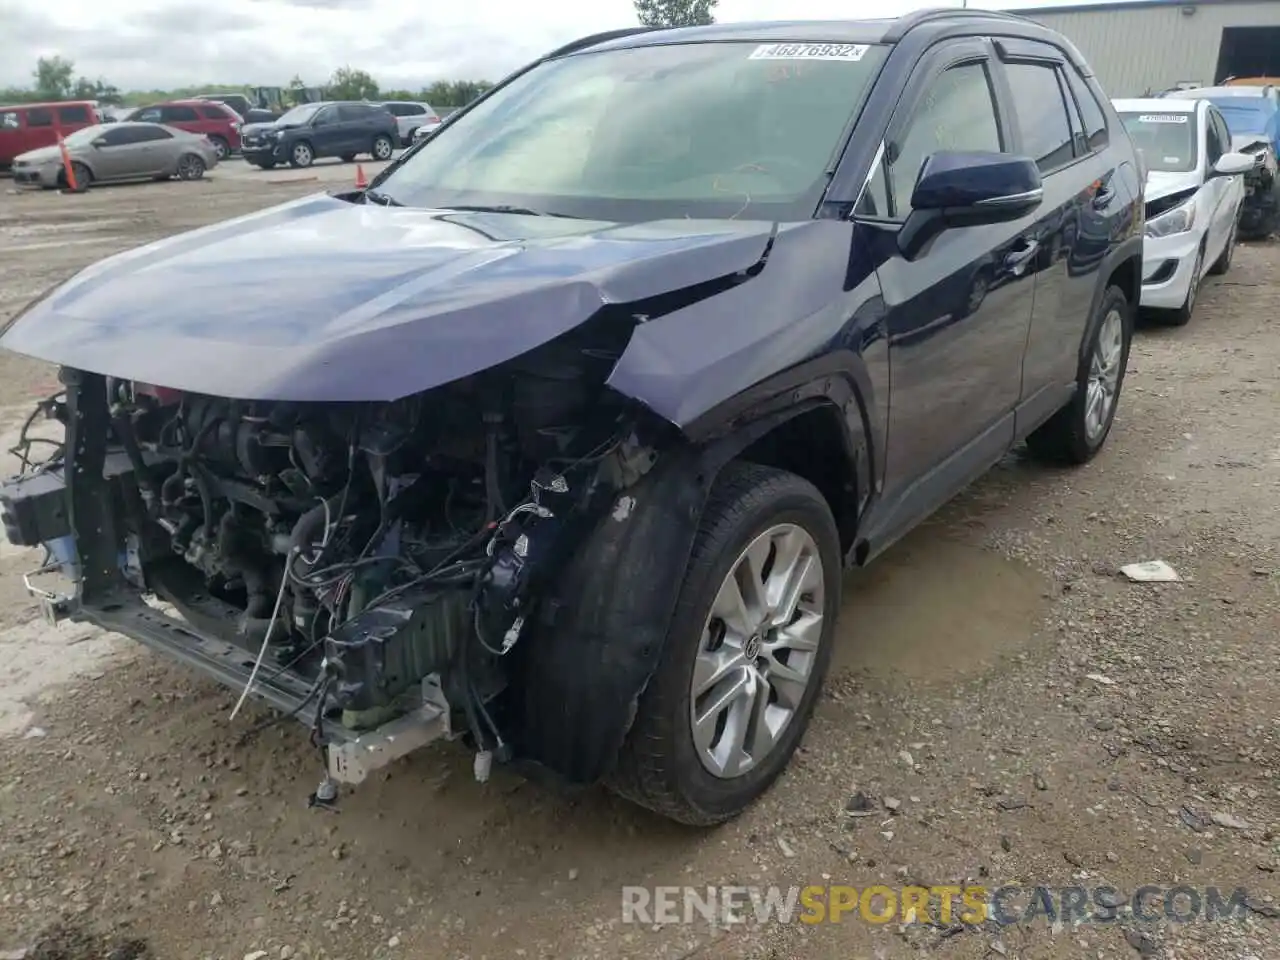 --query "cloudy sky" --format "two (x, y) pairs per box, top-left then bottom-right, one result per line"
(0, 0), (1117, 92)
